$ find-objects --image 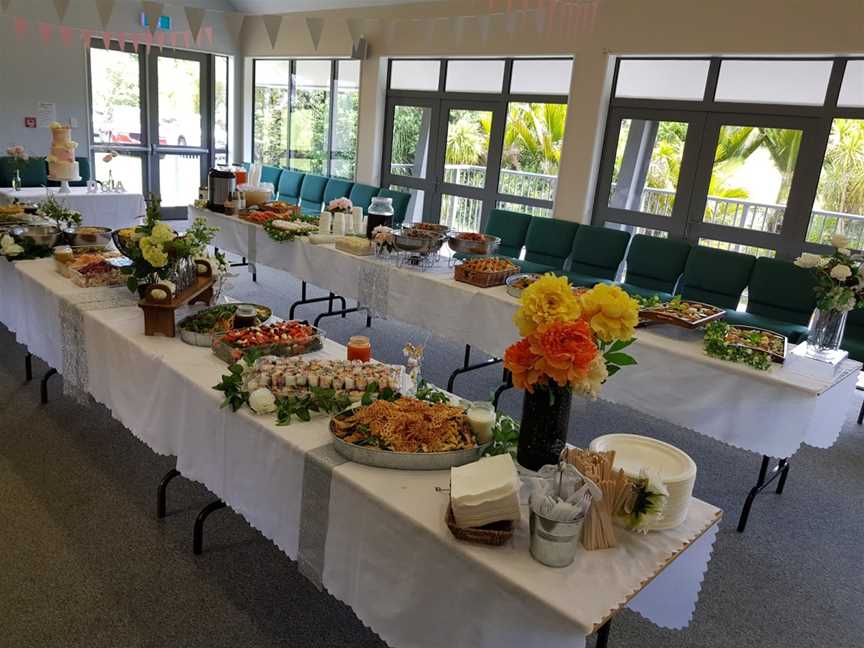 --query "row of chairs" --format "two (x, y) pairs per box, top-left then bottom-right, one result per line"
(245, 164), (411, 223)
(469, 208), (863, 354)
(1, 156), (92, 188)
